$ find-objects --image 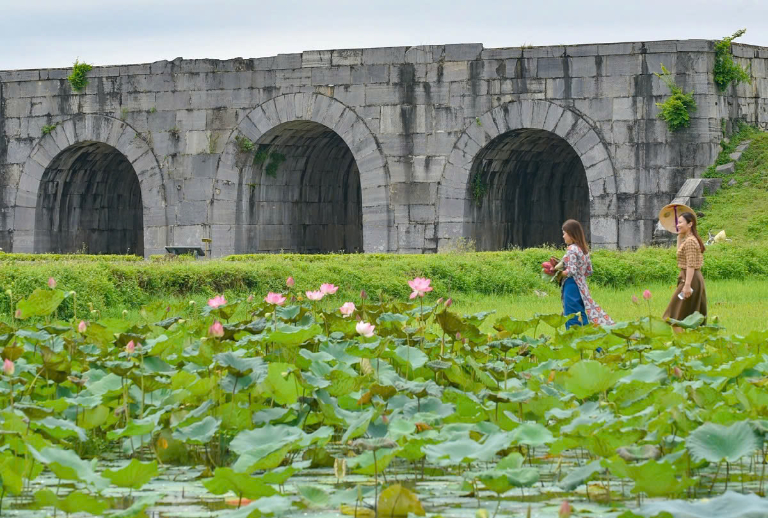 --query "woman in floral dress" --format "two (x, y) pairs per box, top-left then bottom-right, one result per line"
(560, 219), (614, 329)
